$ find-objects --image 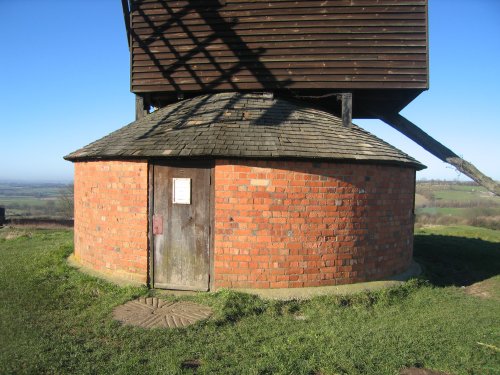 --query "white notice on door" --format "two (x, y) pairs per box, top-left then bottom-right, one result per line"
(172, 178), (191, 204)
